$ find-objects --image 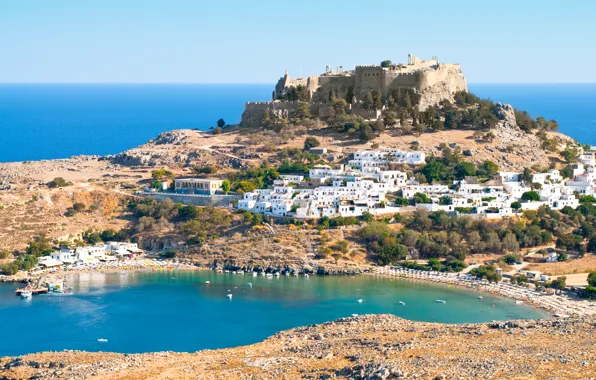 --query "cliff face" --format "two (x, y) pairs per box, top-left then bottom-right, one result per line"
(416, 64), (468, 109)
